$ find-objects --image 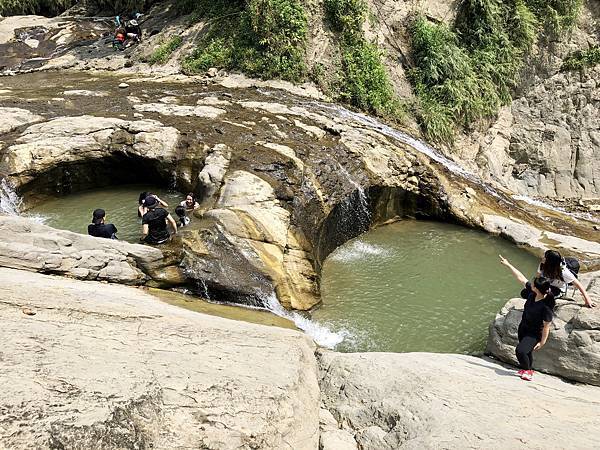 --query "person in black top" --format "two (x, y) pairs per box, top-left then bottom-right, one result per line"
(500, 255), (554, 382)
(141, 195), (177, 244)
(88, 209), (118, 239)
